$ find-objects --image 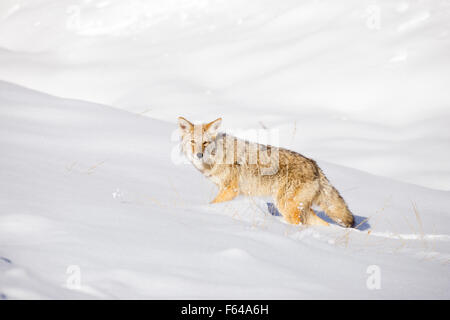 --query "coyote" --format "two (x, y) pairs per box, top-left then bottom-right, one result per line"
(178, 117), (354, 227)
